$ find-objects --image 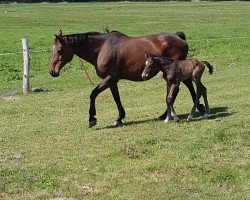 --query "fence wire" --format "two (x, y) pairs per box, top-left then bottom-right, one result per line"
(0, 36), (247, 57)
(0, 49), (50, 57)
